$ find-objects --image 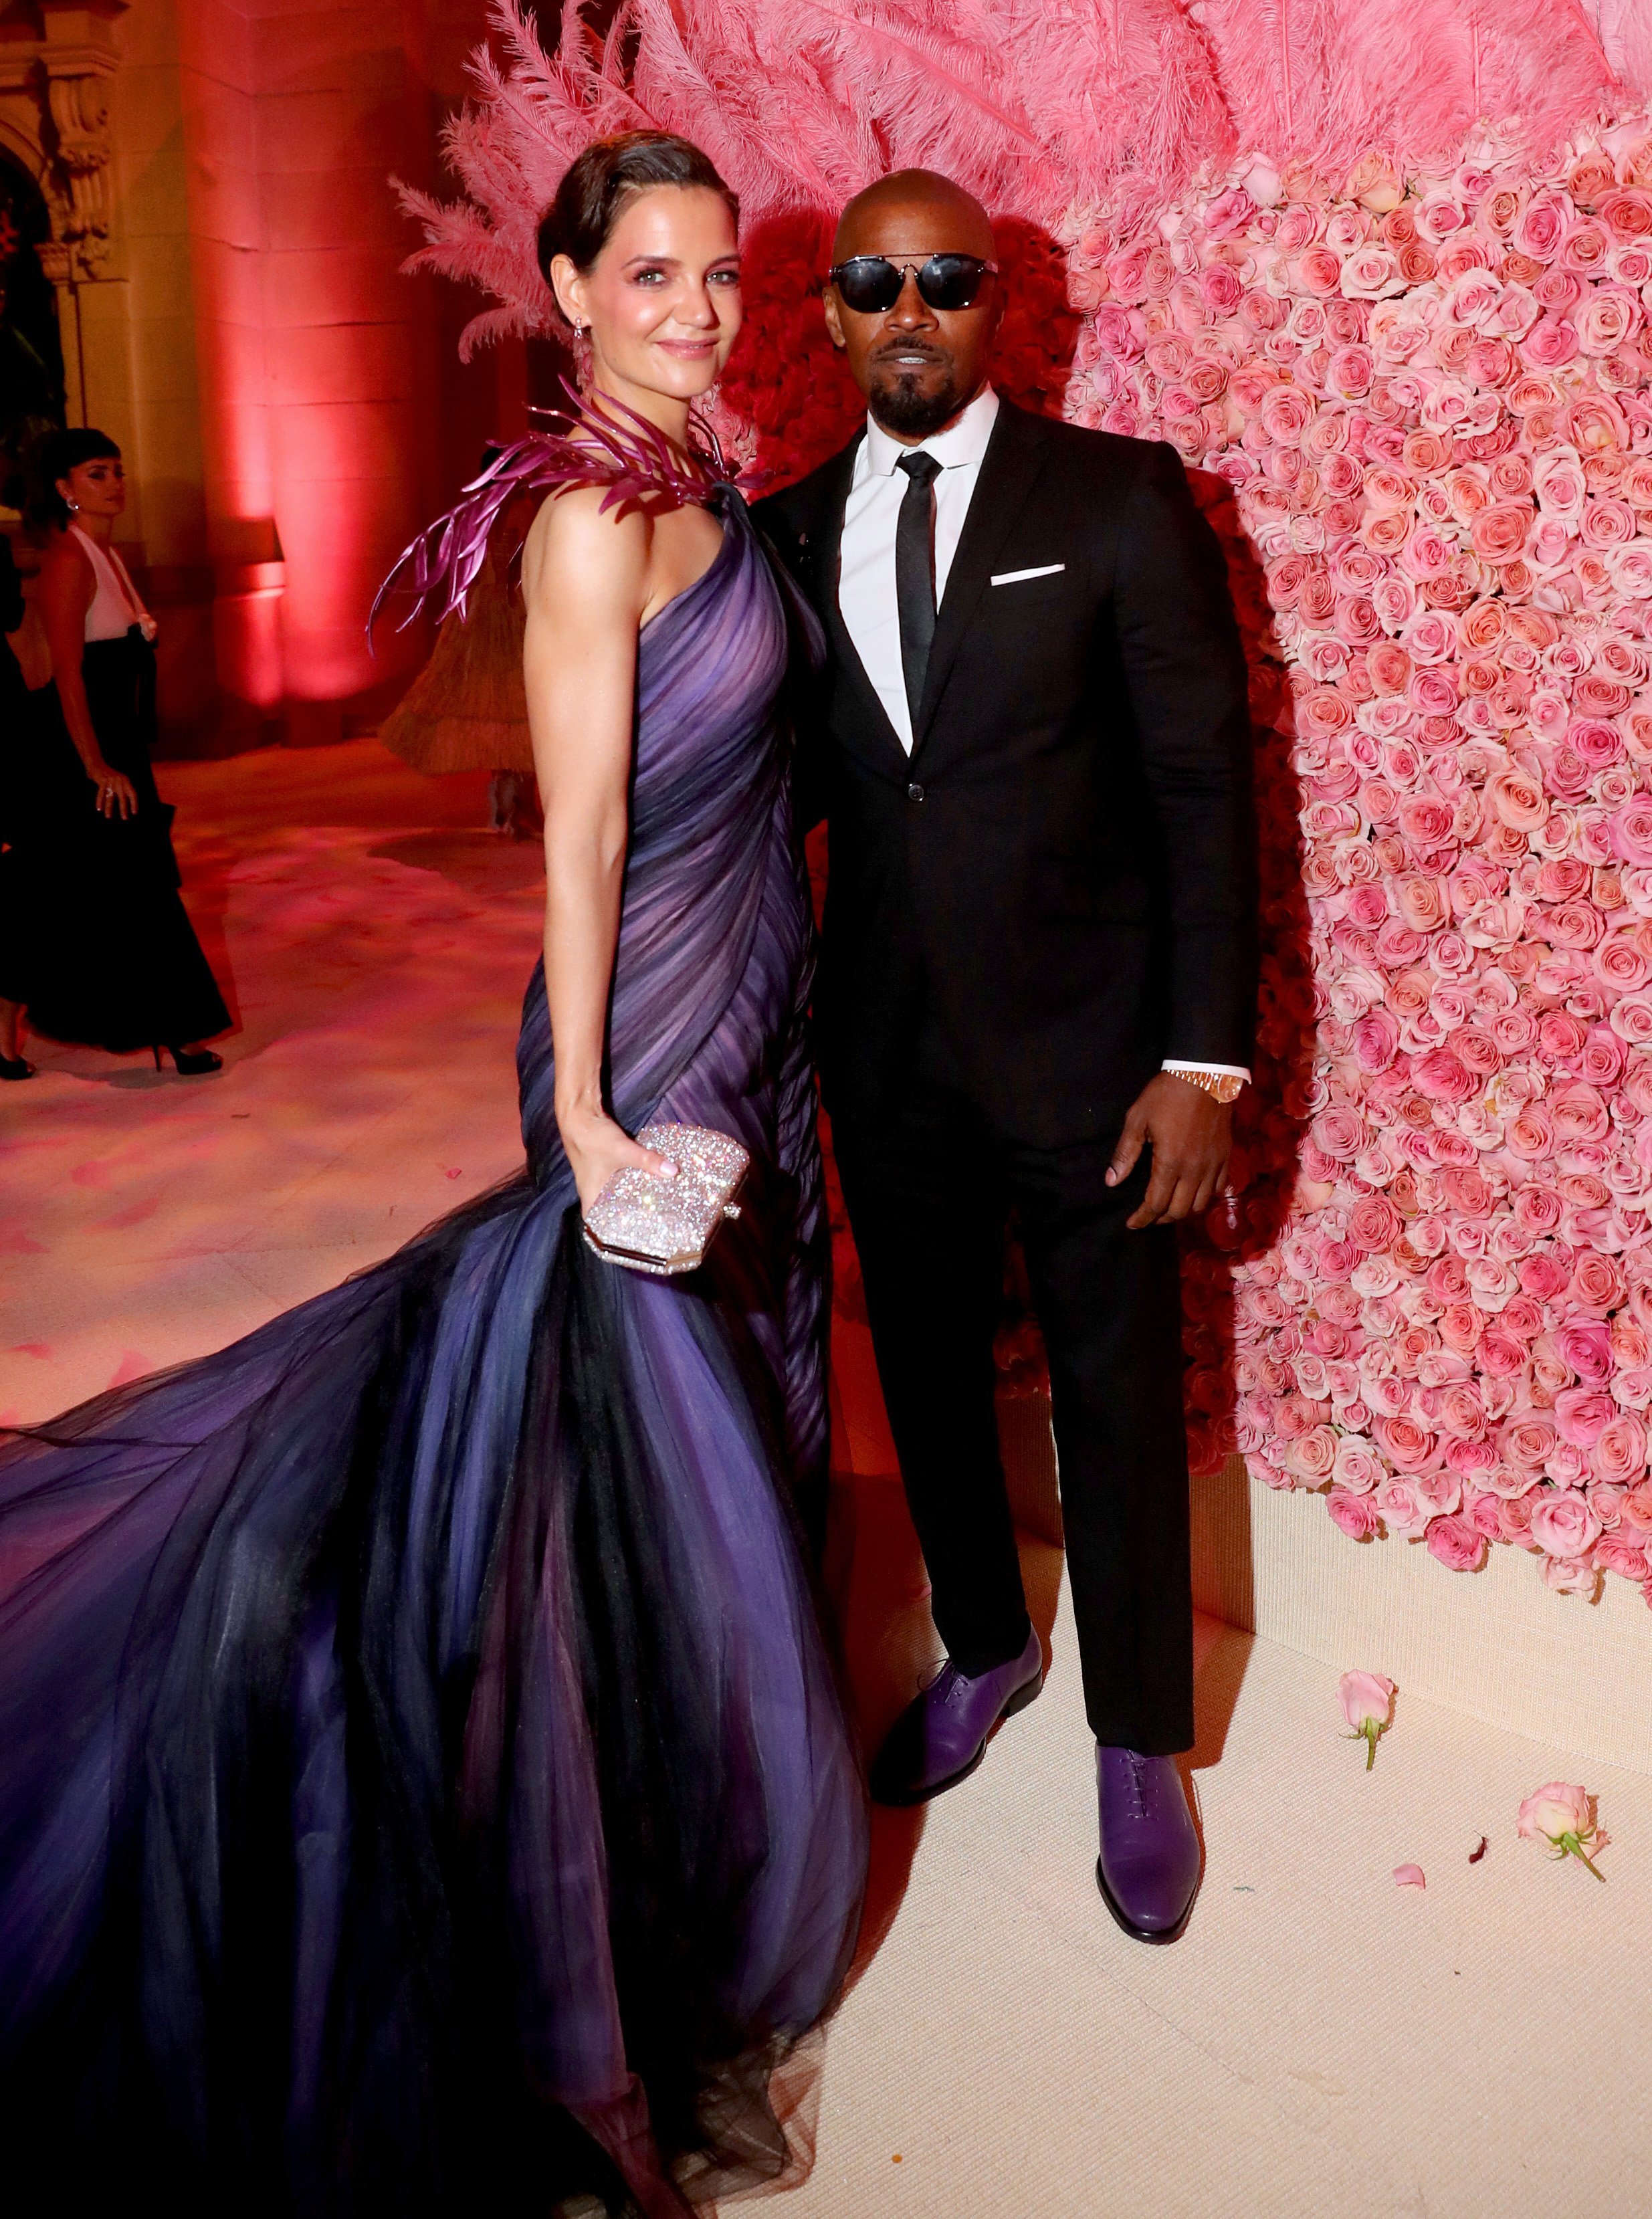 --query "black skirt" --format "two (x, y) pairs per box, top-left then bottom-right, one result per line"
(5, 627), (230, 1053)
